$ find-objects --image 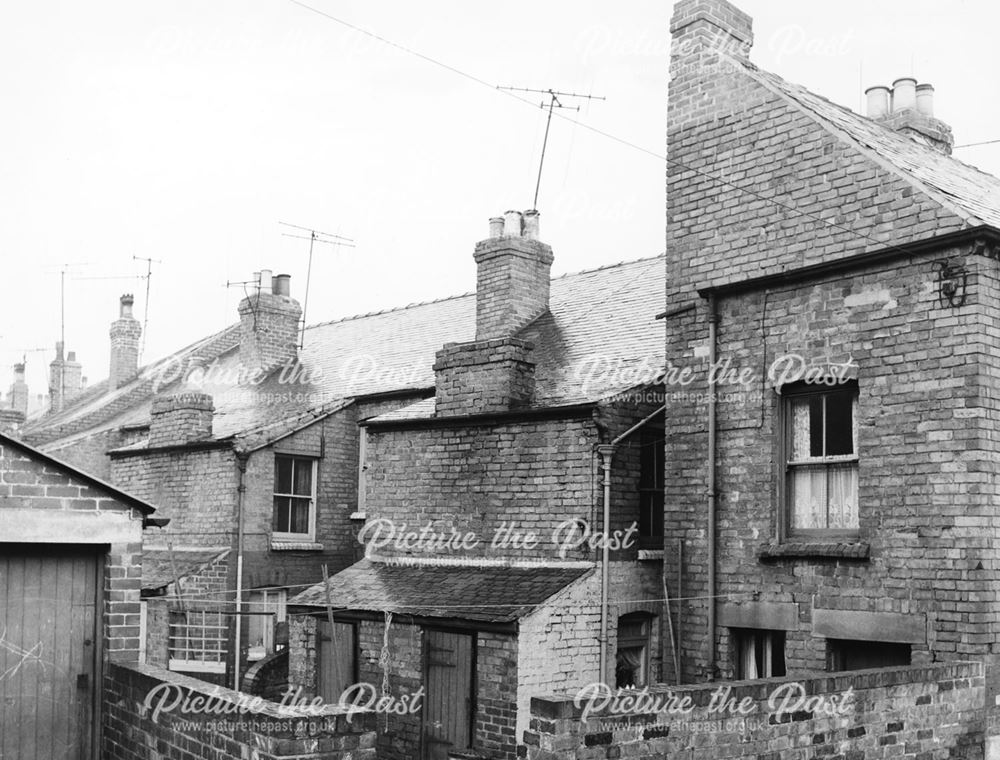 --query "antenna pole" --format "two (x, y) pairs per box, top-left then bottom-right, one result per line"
(301, 231), (316, 349)
(133, 255), (162, 364)
(498, 86), (605, 210)
(277, 221), (355, 350)
(534, 94), (558, 210)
